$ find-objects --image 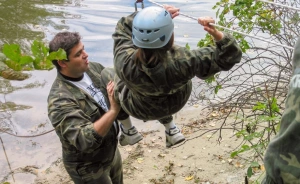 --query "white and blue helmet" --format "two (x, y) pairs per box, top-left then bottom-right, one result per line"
(132, 6), (174, 49)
